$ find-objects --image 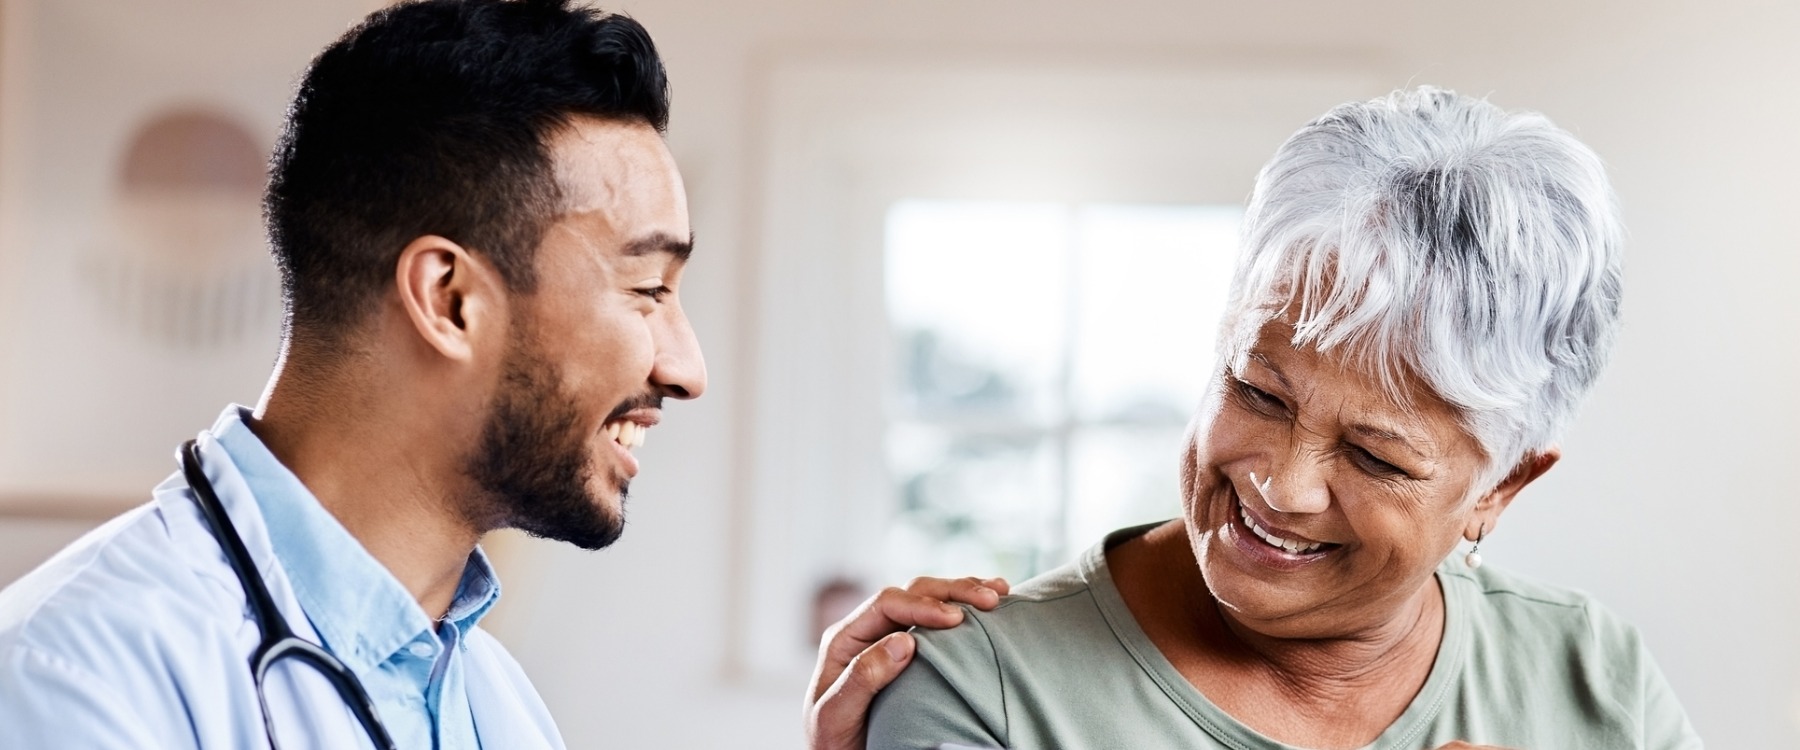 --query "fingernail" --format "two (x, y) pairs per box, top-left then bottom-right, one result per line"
(883, 635), (910, 662)
(974, 586), (994, 596)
